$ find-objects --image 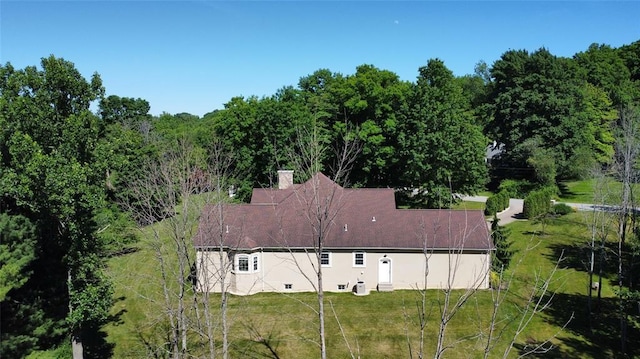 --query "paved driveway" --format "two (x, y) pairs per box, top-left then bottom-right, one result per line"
(460, 196), (611, 226)
(461, 196), (524, 225)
